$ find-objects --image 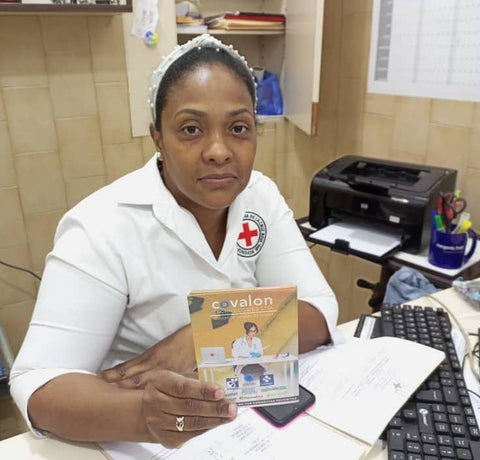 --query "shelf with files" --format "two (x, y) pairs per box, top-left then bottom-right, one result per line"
(174, 0), (324, 136)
